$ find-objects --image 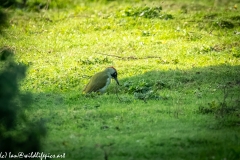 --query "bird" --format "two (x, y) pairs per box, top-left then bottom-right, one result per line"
(83, 66), (120, 94)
